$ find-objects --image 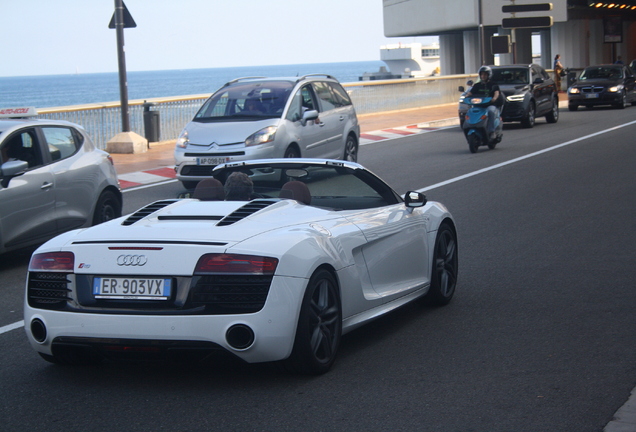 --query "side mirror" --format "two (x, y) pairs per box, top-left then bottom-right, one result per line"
(533, 77), (544, 84)
(1, 160), (29, 188)
(404, 191), (427, 208)
(301, 109), (319, 126)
